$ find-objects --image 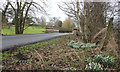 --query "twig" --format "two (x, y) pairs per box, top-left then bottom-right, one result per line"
(34, 49), (44, 62)
(34, 49), (50, 69)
